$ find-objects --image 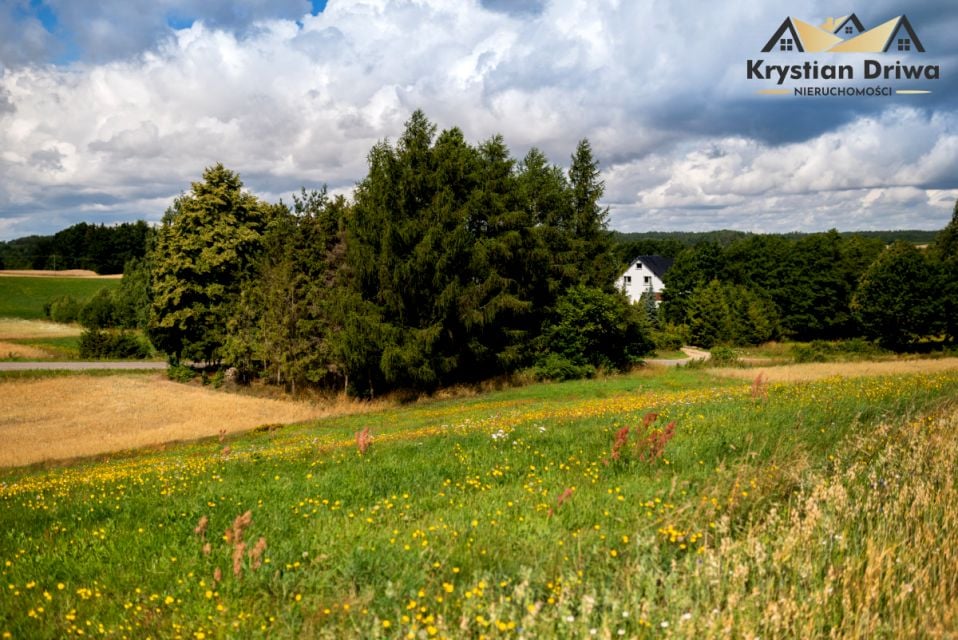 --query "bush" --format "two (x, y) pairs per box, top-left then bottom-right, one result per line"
(709, 345), (739, 366)
(167, 363), (199, 383)
(530, 354), (596, 382)
(47, 295), (83, 324)
(538, 285), (654, 374)
(79, 329), (152, 359)
(791, 344), (826, 363)
(78, 288), (117, 329)
(652, 323), (690, 352)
